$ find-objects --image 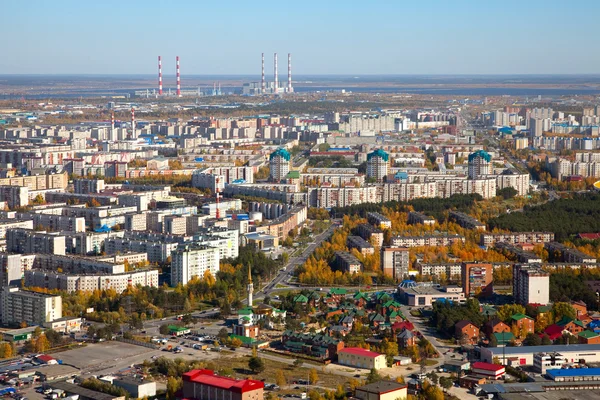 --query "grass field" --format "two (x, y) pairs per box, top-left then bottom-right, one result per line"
(219, 355), (354, 392)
